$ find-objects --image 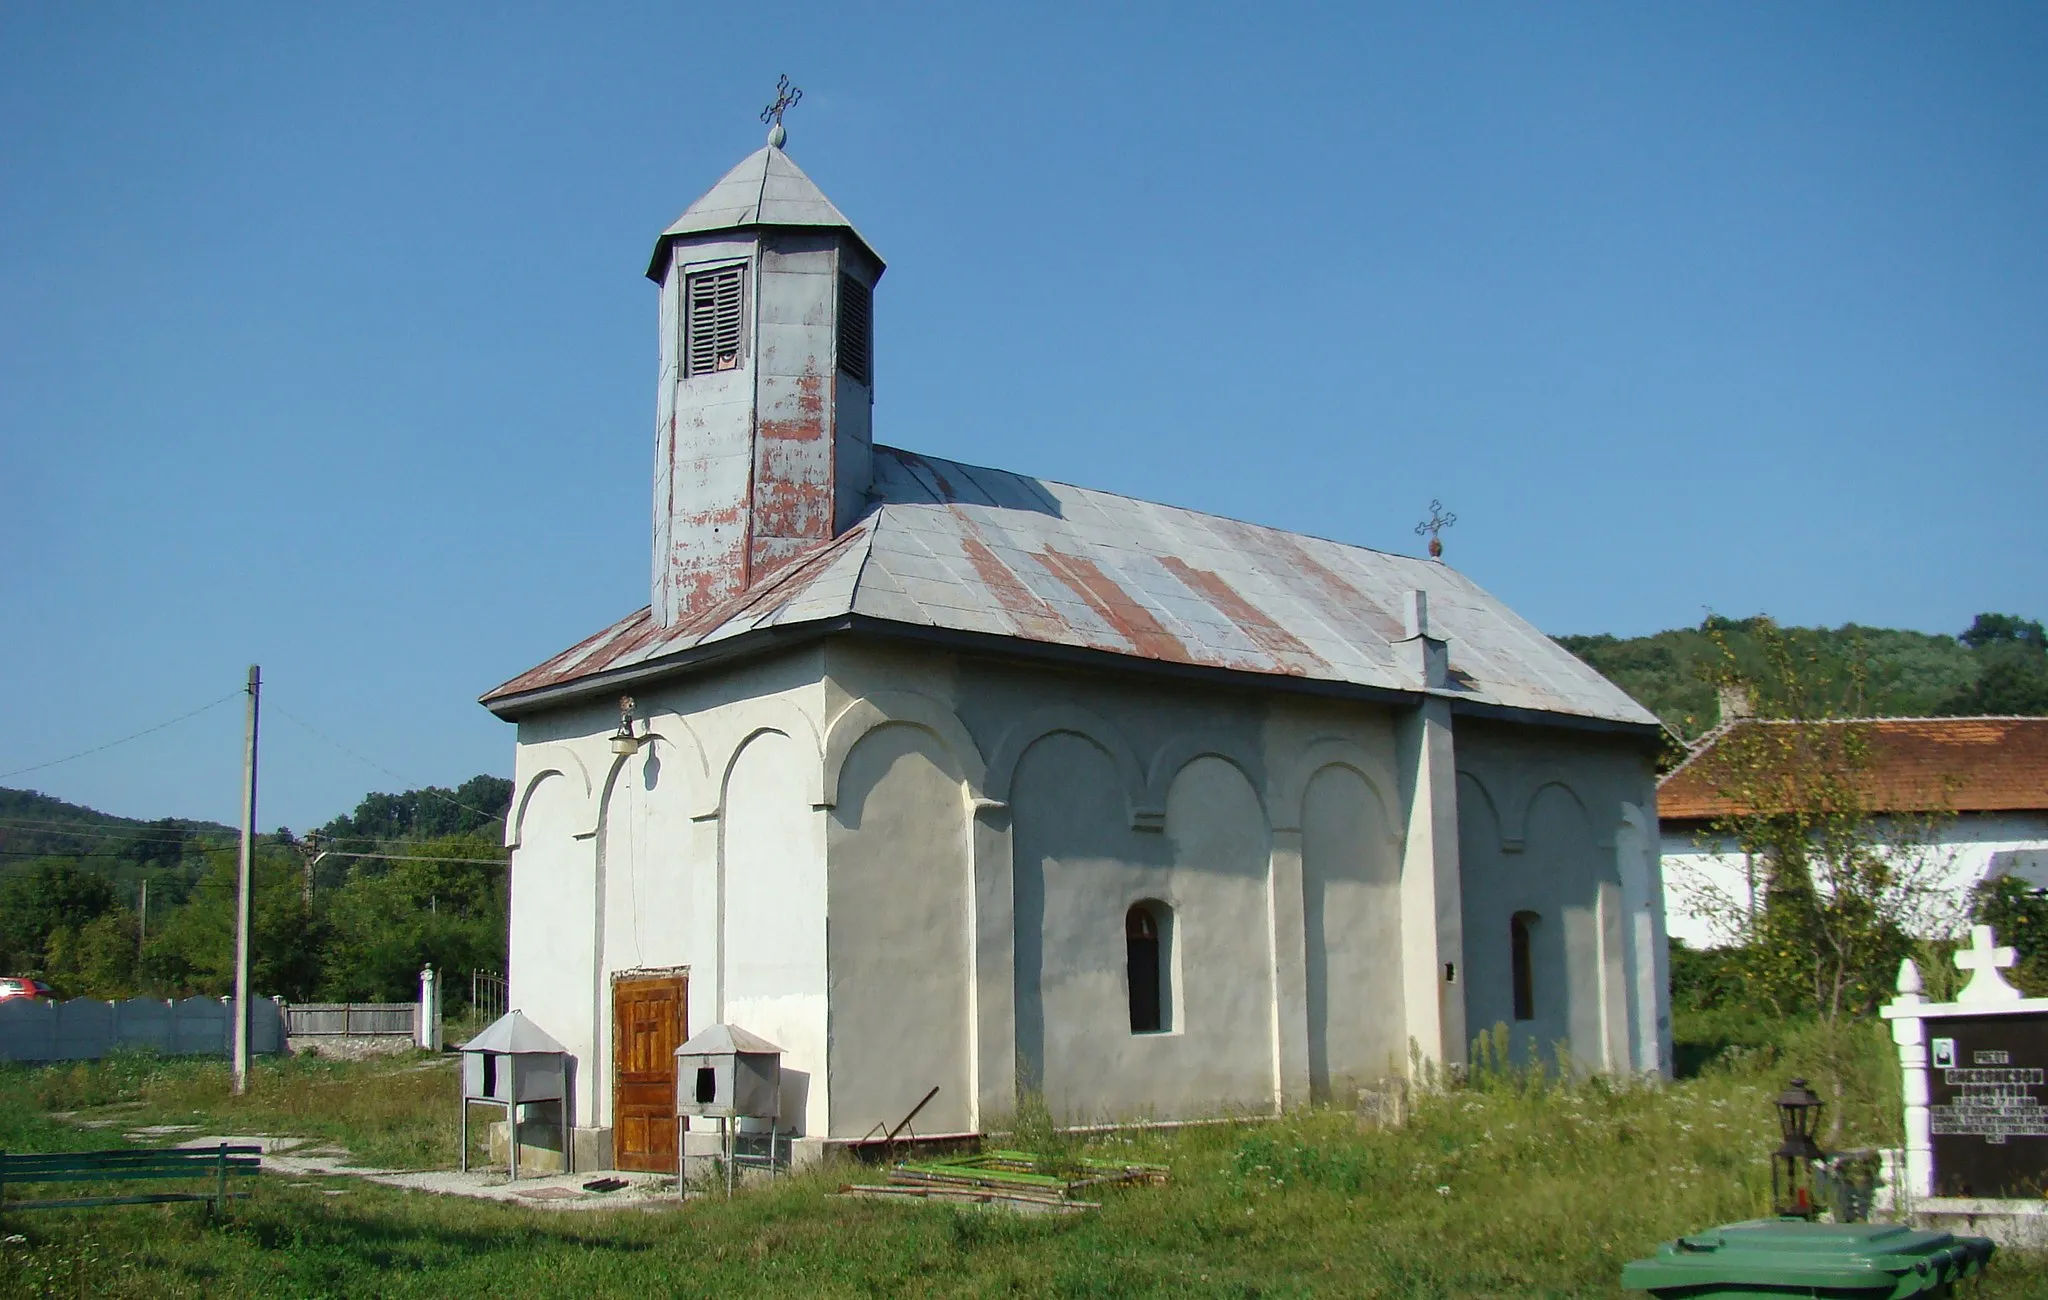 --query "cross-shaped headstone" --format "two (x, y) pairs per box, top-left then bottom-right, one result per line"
(1954, 923), (2023, 1004)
